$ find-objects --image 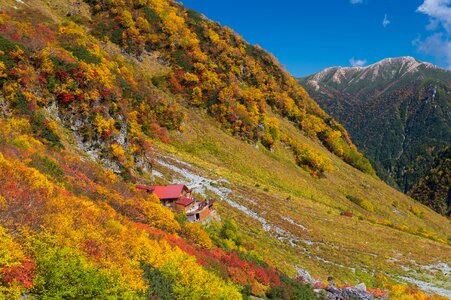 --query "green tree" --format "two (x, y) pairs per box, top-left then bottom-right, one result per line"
(31, 242), (135, 299)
